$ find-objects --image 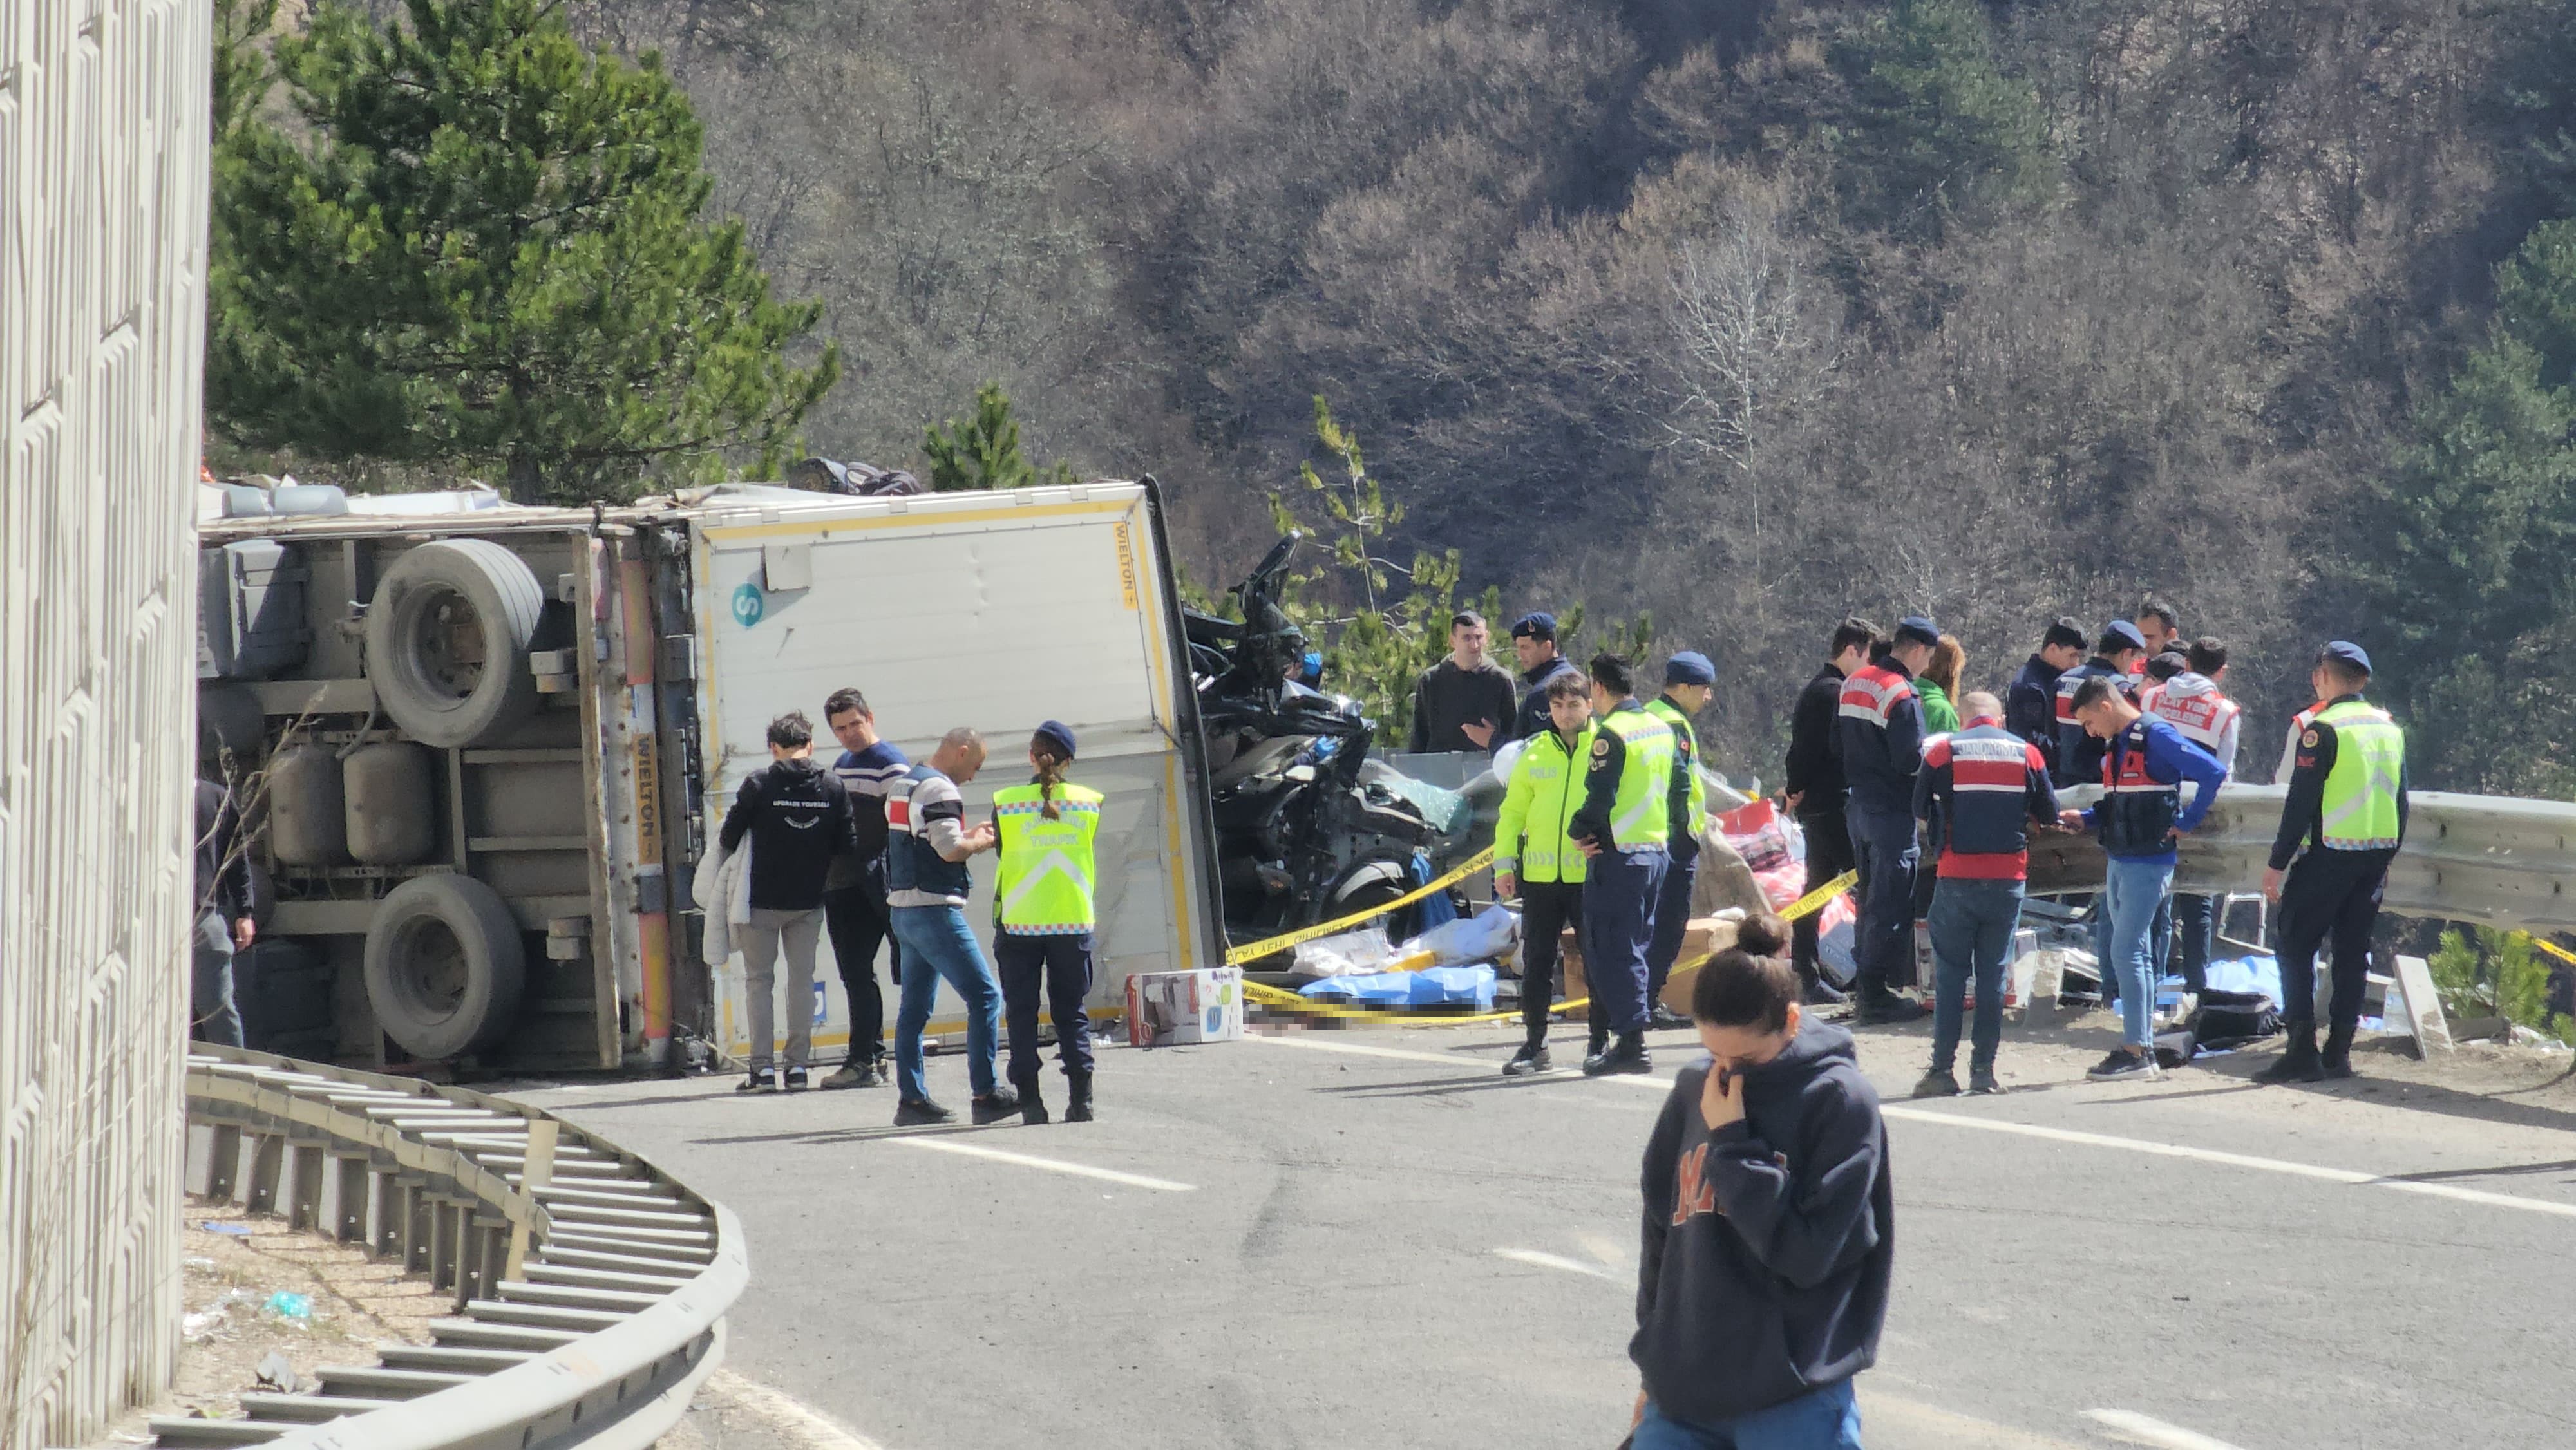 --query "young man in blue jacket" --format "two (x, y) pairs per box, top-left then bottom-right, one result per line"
(2005, 617), (2087, 753)
(1631, 916), (1888, 1449)
(2058, 676), (2228, 1080)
